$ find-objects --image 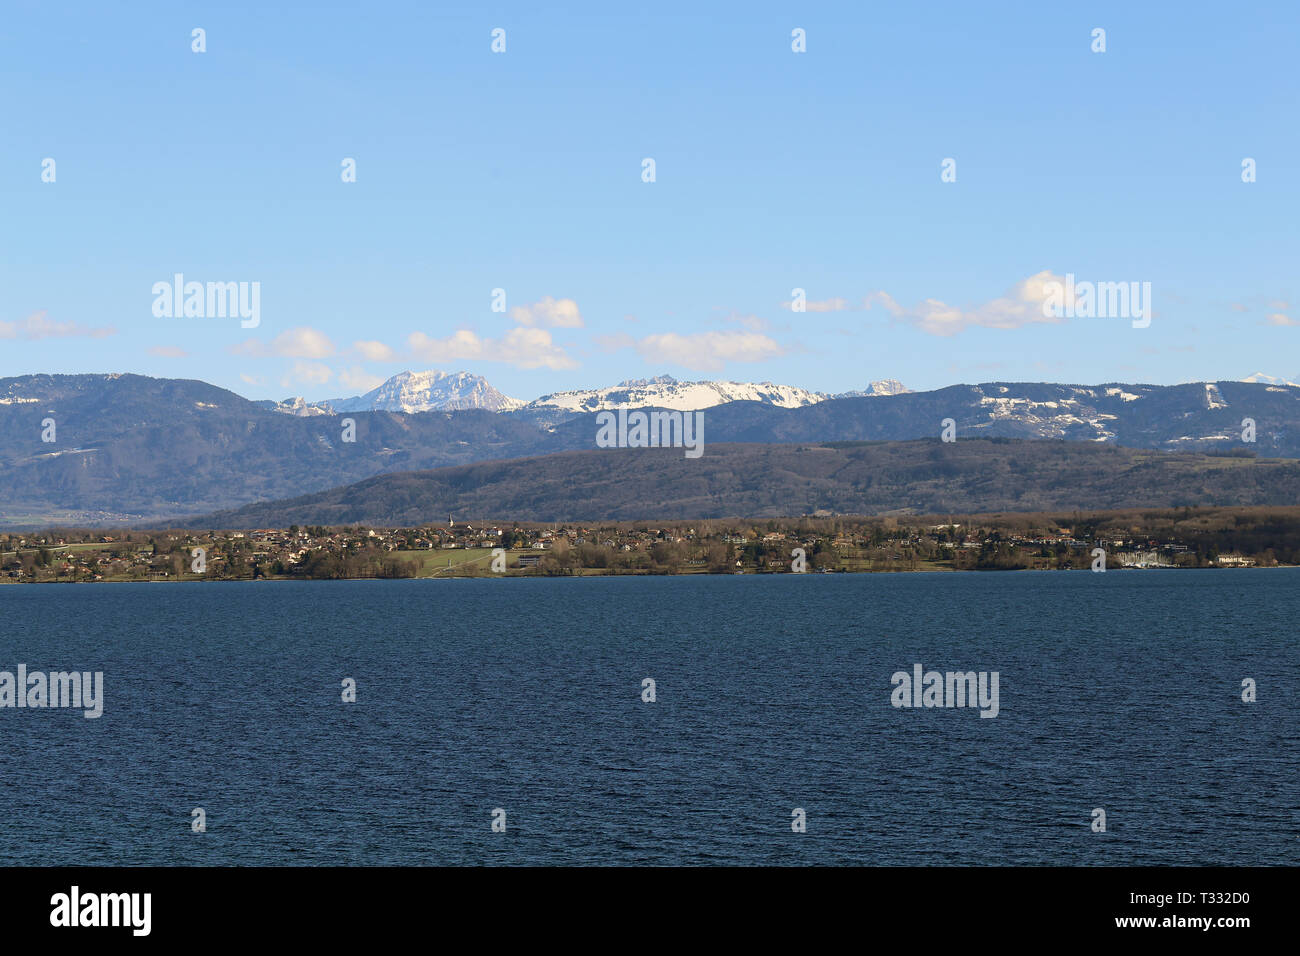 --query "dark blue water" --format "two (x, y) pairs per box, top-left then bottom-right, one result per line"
(0, 571), (1295, 865)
